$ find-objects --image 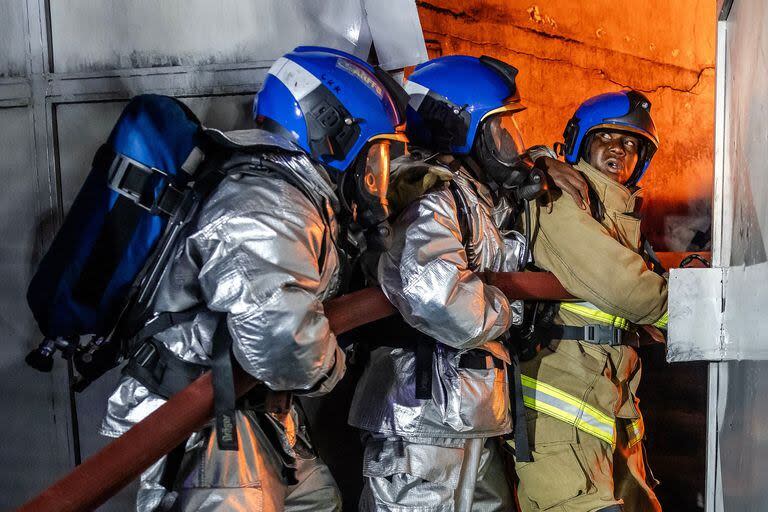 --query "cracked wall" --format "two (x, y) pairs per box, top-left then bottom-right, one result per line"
(416, 0), (716, 251)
